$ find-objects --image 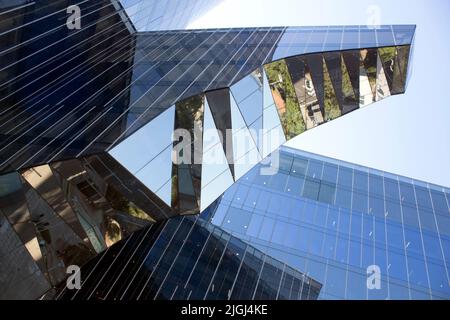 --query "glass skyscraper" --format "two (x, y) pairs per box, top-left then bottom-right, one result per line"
(56, 146), (450, 300)
(204, 147), (450, 300)
(0, 0), (440, 301)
